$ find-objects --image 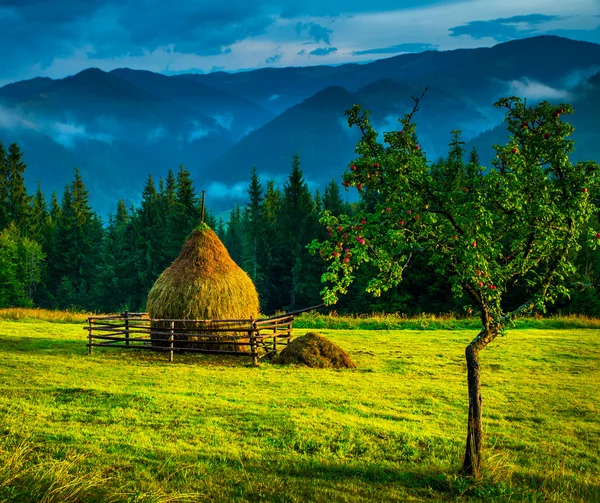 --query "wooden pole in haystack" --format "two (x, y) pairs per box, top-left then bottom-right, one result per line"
(201, 190), (205, 224)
